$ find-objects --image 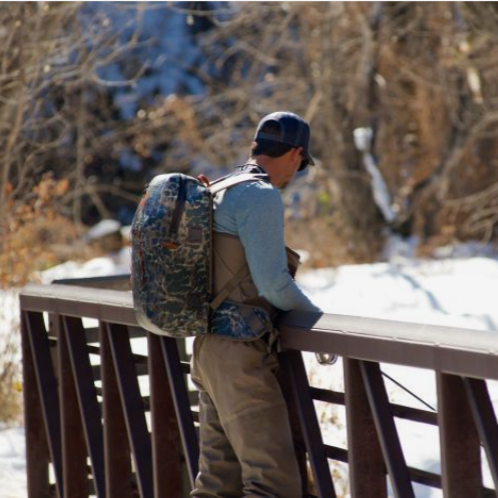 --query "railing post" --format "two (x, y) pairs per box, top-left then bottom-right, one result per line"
(100, 321), (134, 498)
(359, 361), (414, 498)
(55, 314), (88, 498)
(437, 373), (481, 498)
(280, 349), (336, 498)
(148, 332), (183, 497)
(107, 322), (153, 498)
(160, 336), (199, 489)
(62, 316), (107, 497)
(344, 358), (387, 498)
(463, 377), (498, 489)
(24, 311), (64, 497)
(21, 311), (51, 498)
(276, 353), (309, 496)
